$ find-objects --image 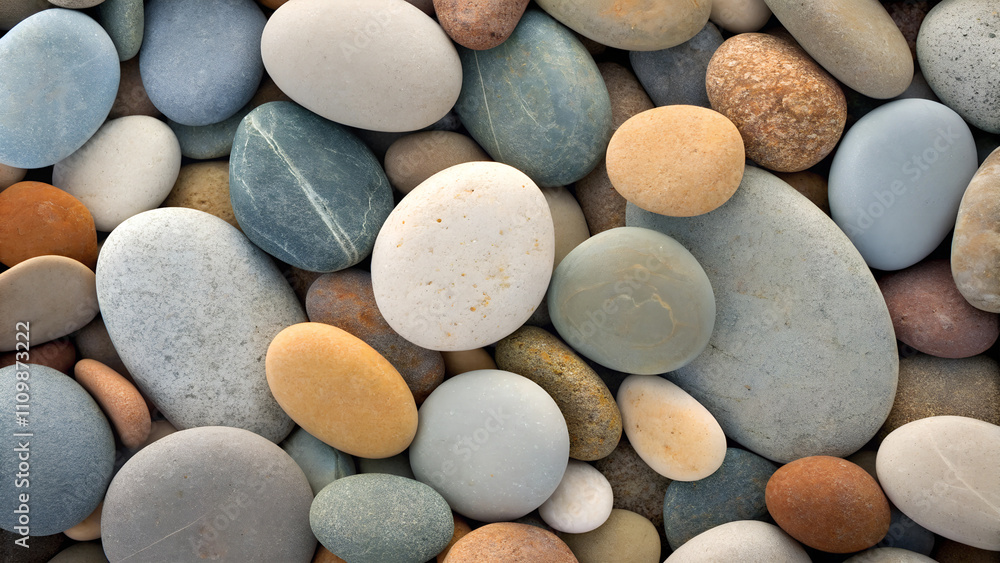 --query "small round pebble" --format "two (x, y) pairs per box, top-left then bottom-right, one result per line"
(539, 460), (614, 533)
(434, 0), (529, 50)
(709, 0), (771, 33)
(97, 0), (142, 61)
(0, 182), (98, 269)
(558, 509), (660, 563)
(74, 359), (151, 450)
(443, 522), (578, 563)
(542, 185), (591, 270)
